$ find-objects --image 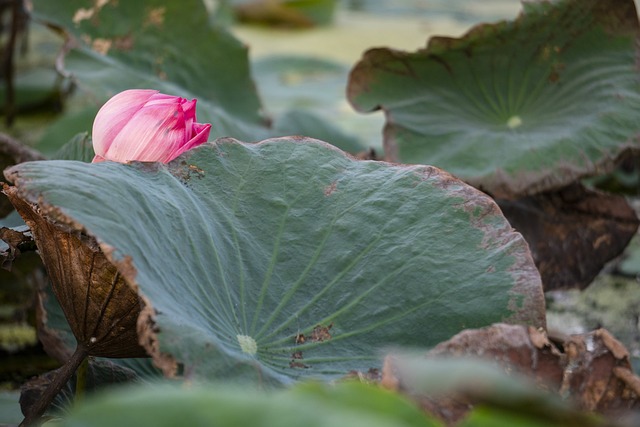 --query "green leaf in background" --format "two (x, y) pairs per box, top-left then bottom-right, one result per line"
(57, 381), (441, 427)
(36, 107), (99, 157)
(273, 110), (365, 154)
(31, 1), (370, 156)
(347, 0), (640, 198)
(31, 0), (271, 143)
(6, 137), (544, 384)
(0, 68), (61, 114)
(52, 132), (94, 162)
(253, 55), (372, 153)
